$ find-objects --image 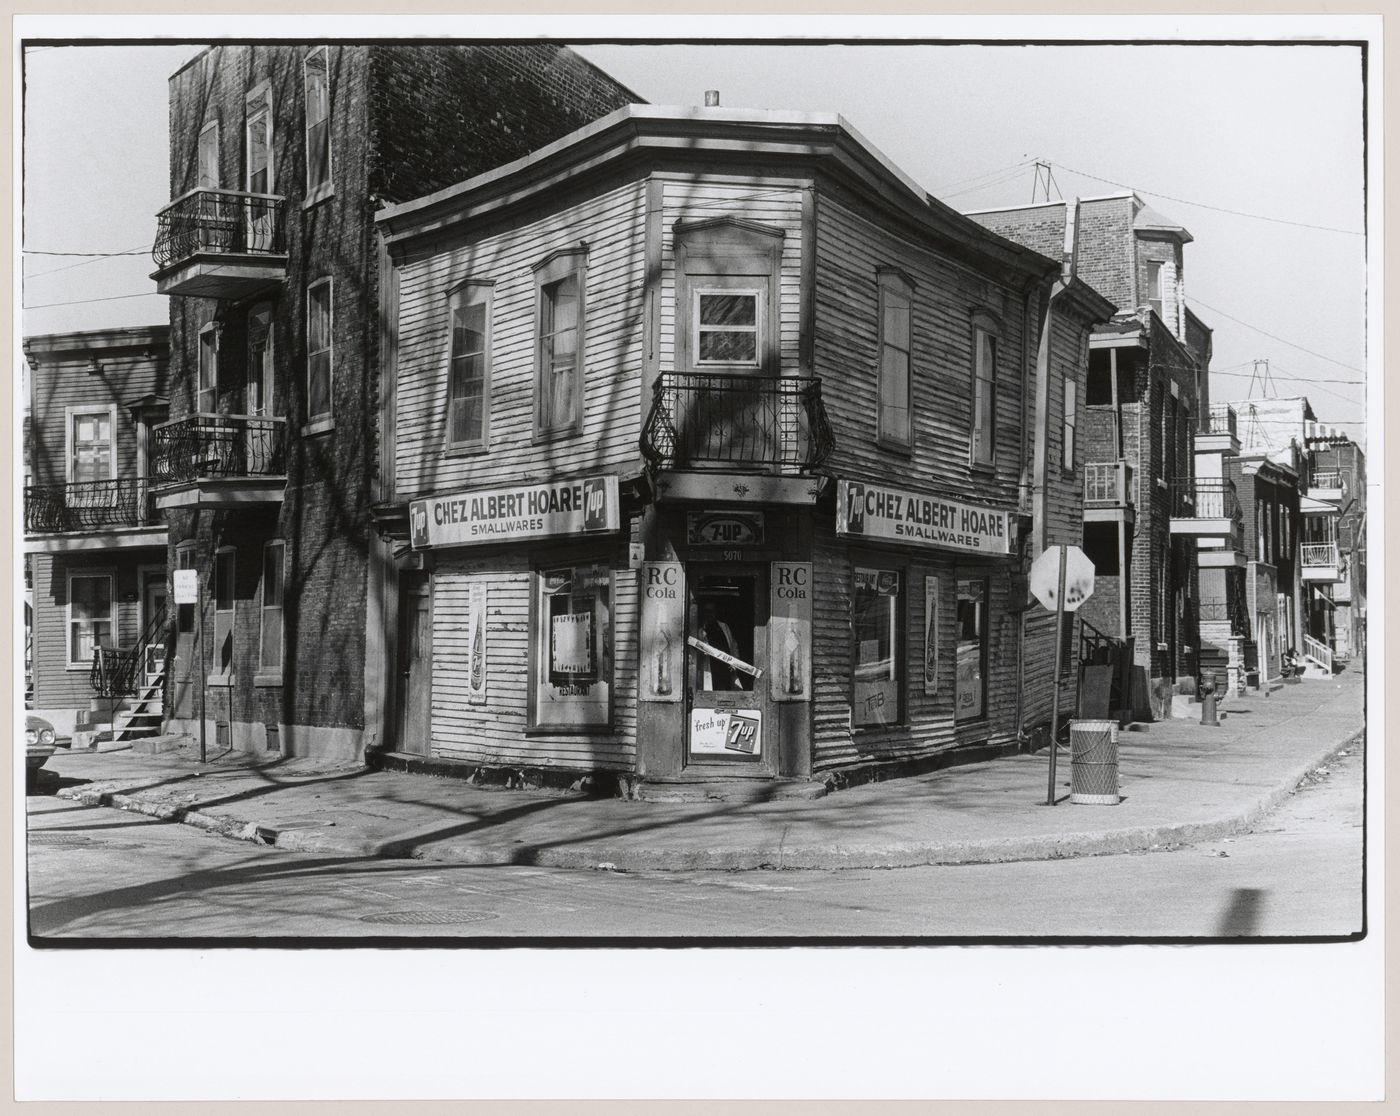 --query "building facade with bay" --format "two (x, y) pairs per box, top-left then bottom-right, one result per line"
(373, 104), (1113, 794)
